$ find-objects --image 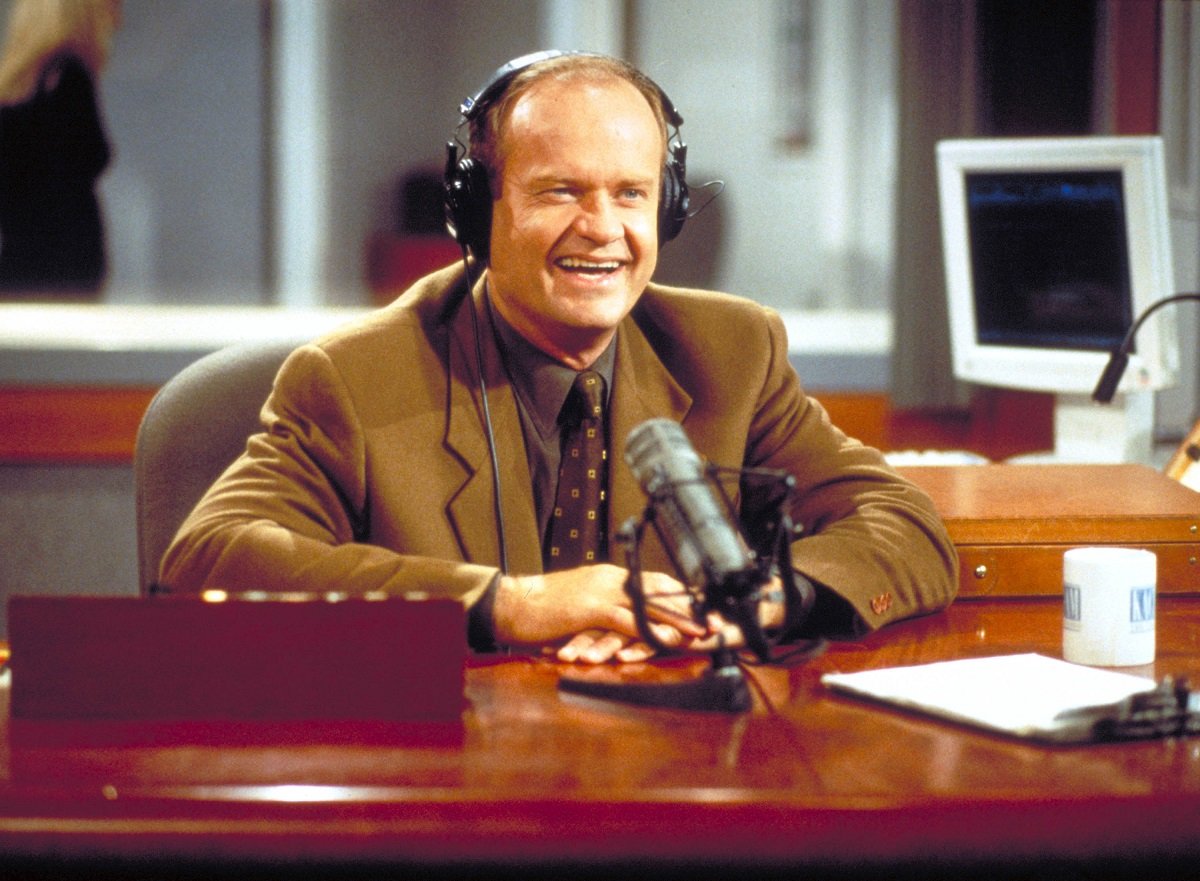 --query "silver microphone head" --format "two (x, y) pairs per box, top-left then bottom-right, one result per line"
(625, 419), (756, 593)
